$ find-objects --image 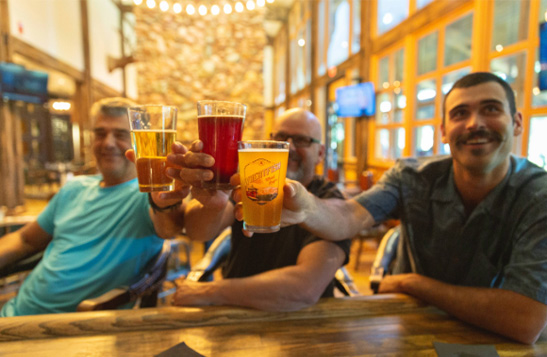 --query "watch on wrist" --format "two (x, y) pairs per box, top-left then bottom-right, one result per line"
(148, 193), (181, 213)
